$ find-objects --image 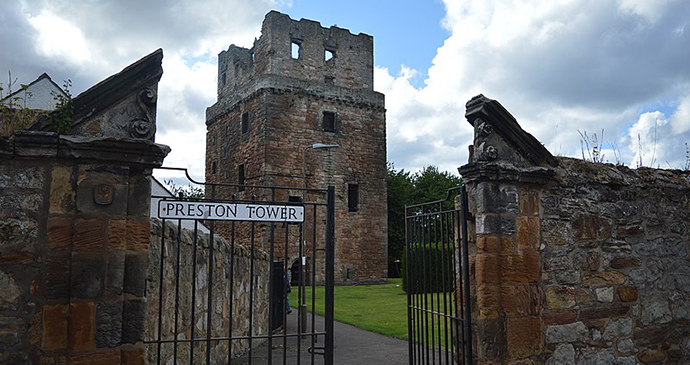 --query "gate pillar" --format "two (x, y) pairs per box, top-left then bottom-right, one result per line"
(458, 95), (556, 364)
